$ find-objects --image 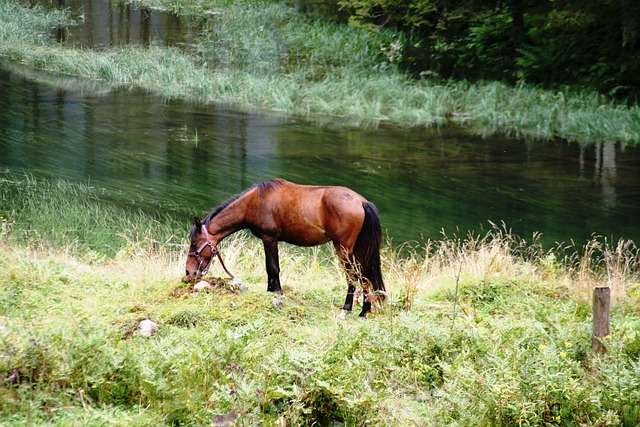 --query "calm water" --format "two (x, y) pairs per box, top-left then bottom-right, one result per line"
(26, 0), (202, 49)
(1, 61), (639, 248)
